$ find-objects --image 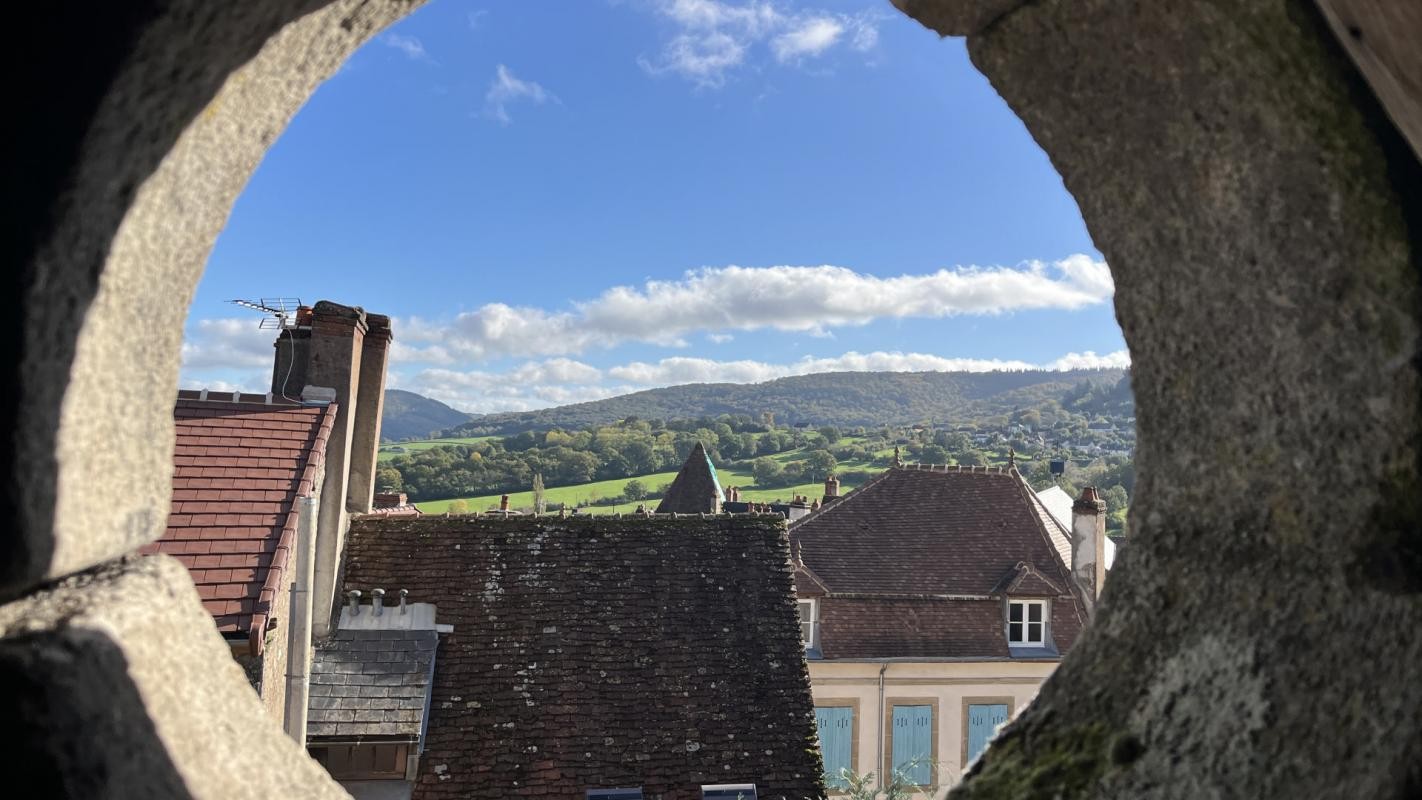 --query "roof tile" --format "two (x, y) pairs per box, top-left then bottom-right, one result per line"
(150, 397), (336, 648)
